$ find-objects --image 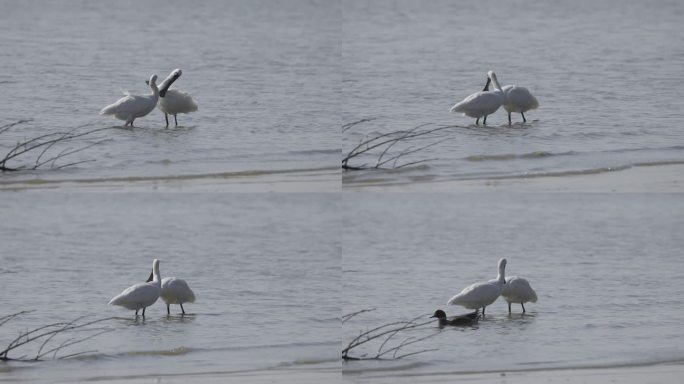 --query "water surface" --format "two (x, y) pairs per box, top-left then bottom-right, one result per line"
(342, 0), (684, 187)
(0, 193), (340, 382)
(0, 0), (339, 187)
(342, 193), (684, 378)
